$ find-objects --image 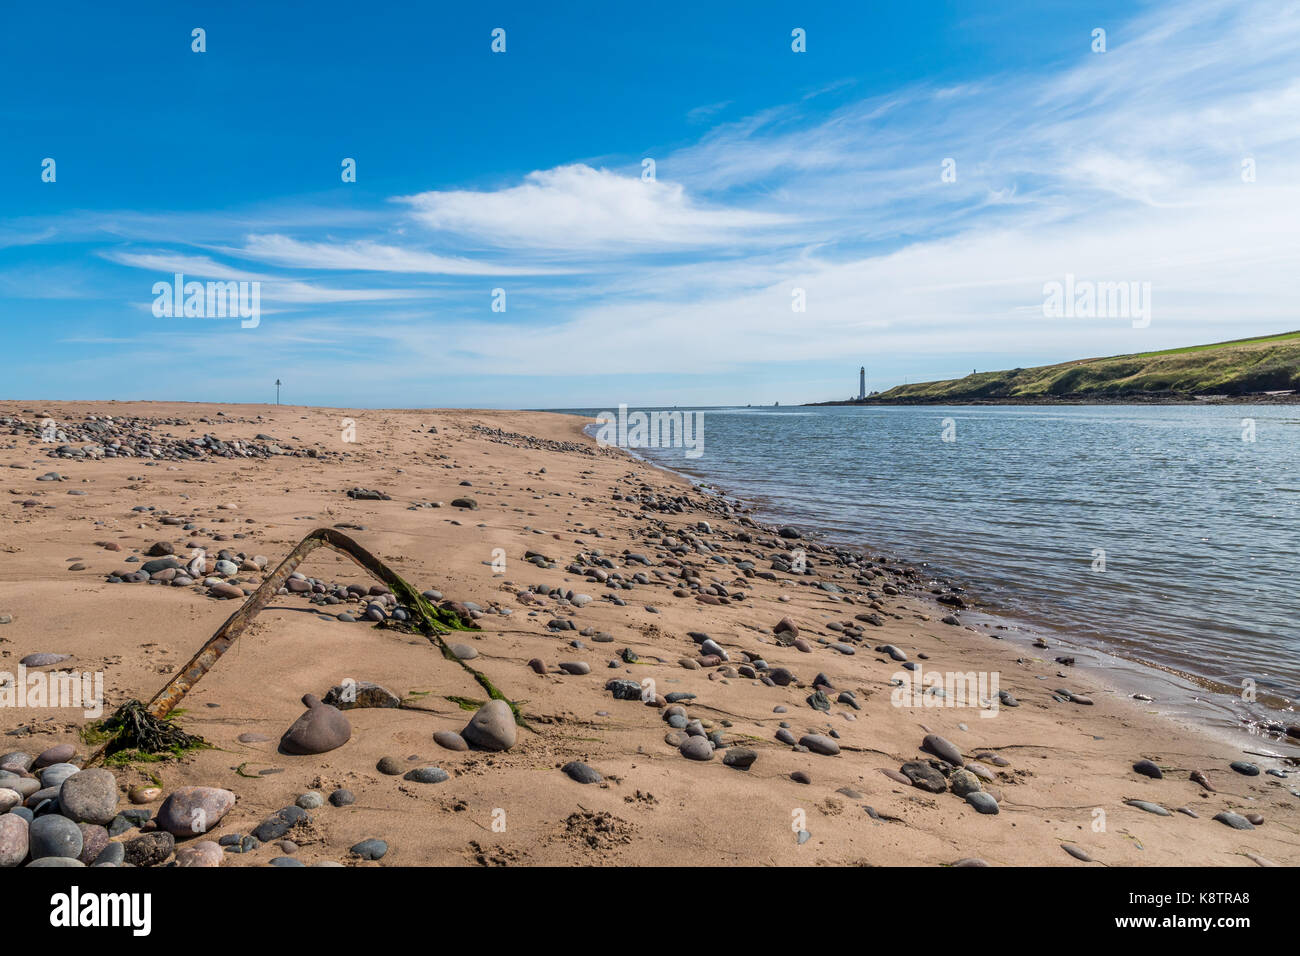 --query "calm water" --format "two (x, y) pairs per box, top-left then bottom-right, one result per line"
(560, 404), (1300, 739)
